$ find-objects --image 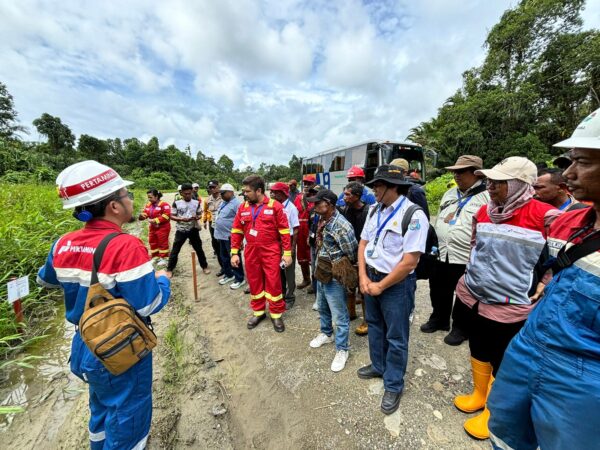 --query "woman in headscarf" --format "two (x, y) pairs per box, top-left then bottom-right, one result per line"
(451, 157), (561, 440)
